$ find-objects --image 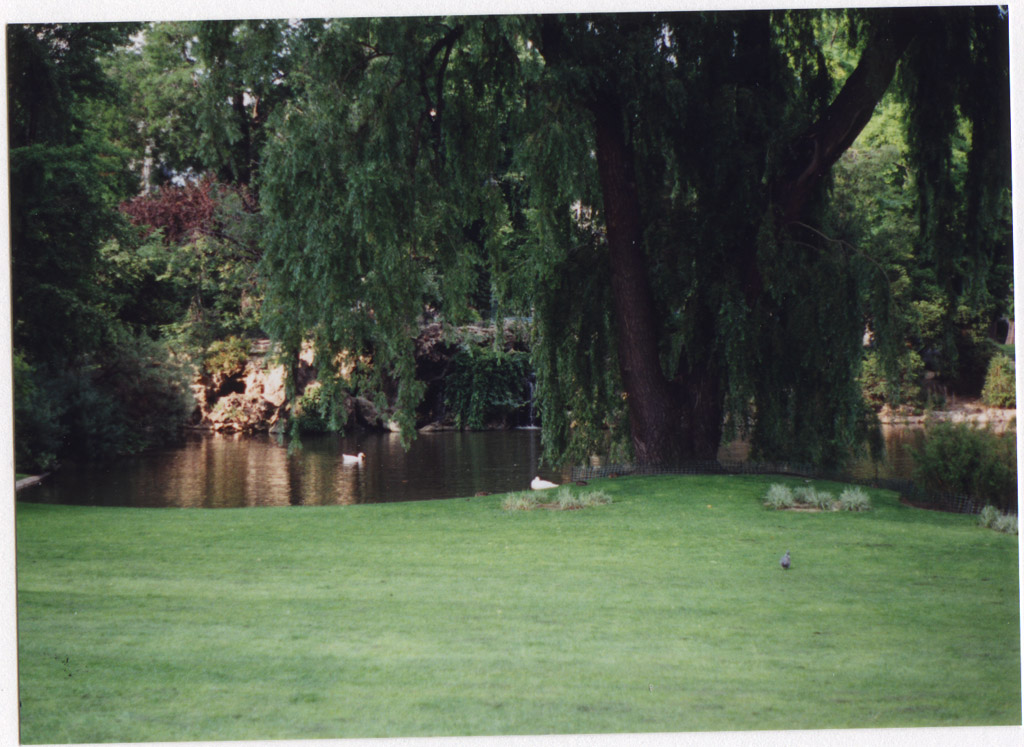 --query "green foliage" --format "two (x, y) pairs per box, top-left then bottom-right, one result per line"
(981, 353), (1015, 408)
(119, 178), (265, 350)
(12, 352), (65, 473)
(203, 336), (250, 377)
(9, 22), (197, 469)
(860, 349), (925, 408)
(292, 383), (332, 435)
(445, 349), (531, 430)
(10, 12), (1012, 473)
(908, 421), (1017, 512)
